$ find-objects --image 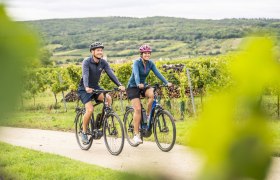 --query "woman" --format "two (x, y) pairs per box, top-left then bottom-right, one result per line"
(126, 44), (172, 144)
